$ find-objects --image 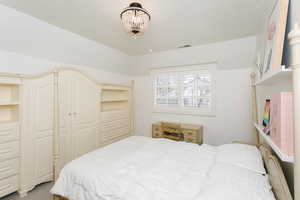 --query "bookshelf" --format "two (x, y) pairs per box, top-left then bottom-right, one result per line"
(253, 64), (294, 165)
(254, 124), (294, 163)
(0, 83), (20, 123)
(255, 65), (292, 86)
(99, 83), (133, 146)
(101, 87), (130, 112)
